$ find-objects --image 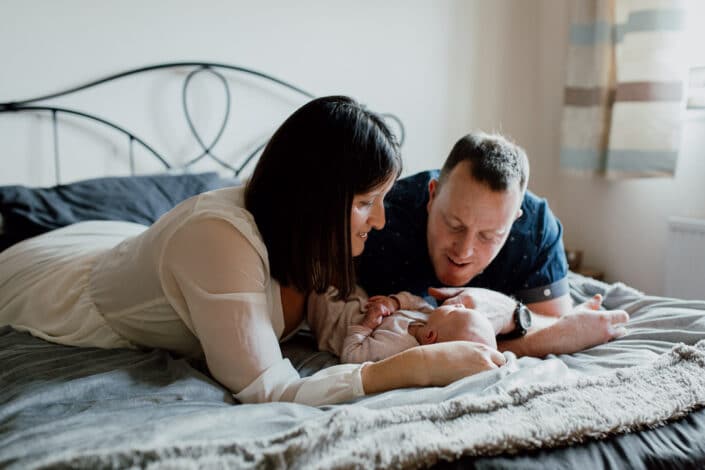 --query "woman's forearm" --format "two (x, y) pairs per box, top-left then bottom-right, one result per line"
(360, 346), (429, 394)
(360, 342), (506, 394)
